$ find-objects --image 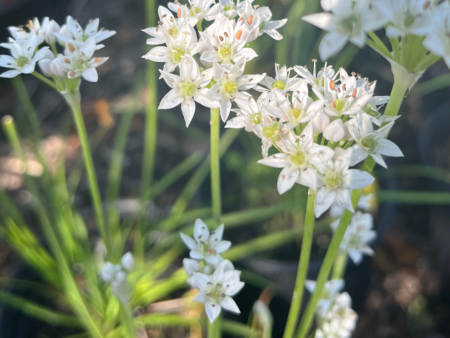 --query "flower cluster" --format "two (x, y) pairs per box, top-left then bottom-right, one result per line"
(303, 0), (450, 65)
(0, 16), (114, 82)
(181, 219), (244, 323)
(229, 61), (402, 217)
(306, 279), (358, 338)
(143, 0), (287, 126)
(100, 252), (134, 304)
(331, 211), (376, 264)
